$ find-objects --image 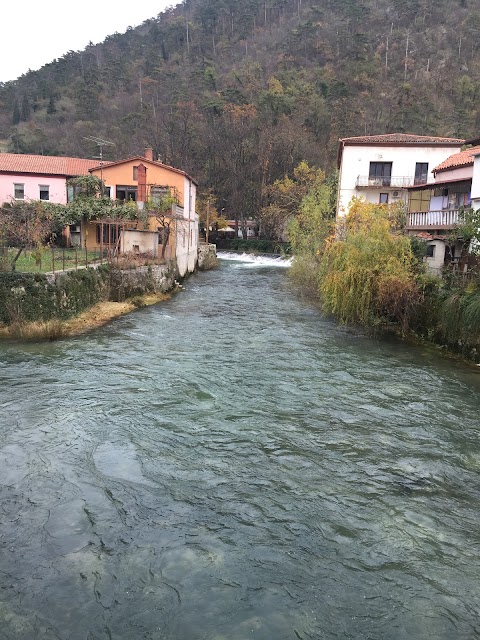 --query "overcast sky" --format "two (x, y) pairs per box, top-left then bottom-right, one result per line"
(1, 1), (176, 82)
